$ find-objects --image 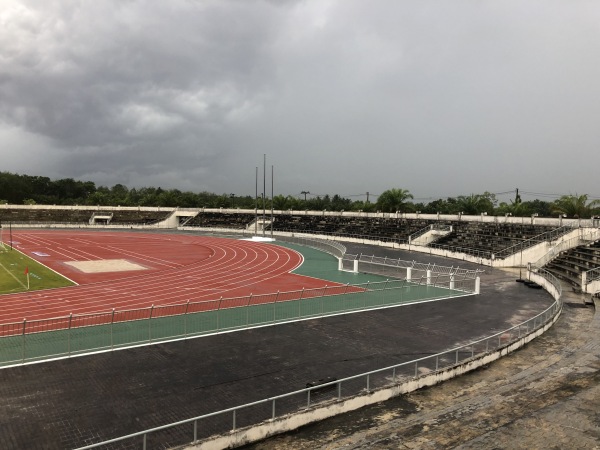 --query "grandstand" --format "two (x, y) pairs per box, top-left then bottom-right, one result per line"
(0, 206), (171, 226)
(544, 239), (600, 290)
